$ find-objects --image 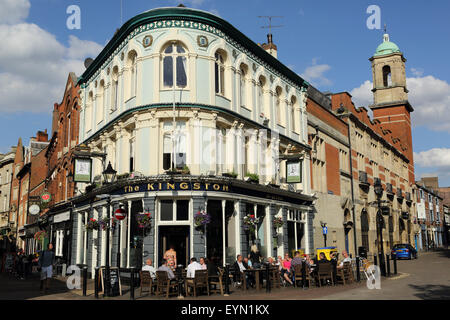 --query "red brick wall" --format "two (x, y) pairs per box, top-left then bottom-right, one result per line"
(325, 143), (340, 196)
